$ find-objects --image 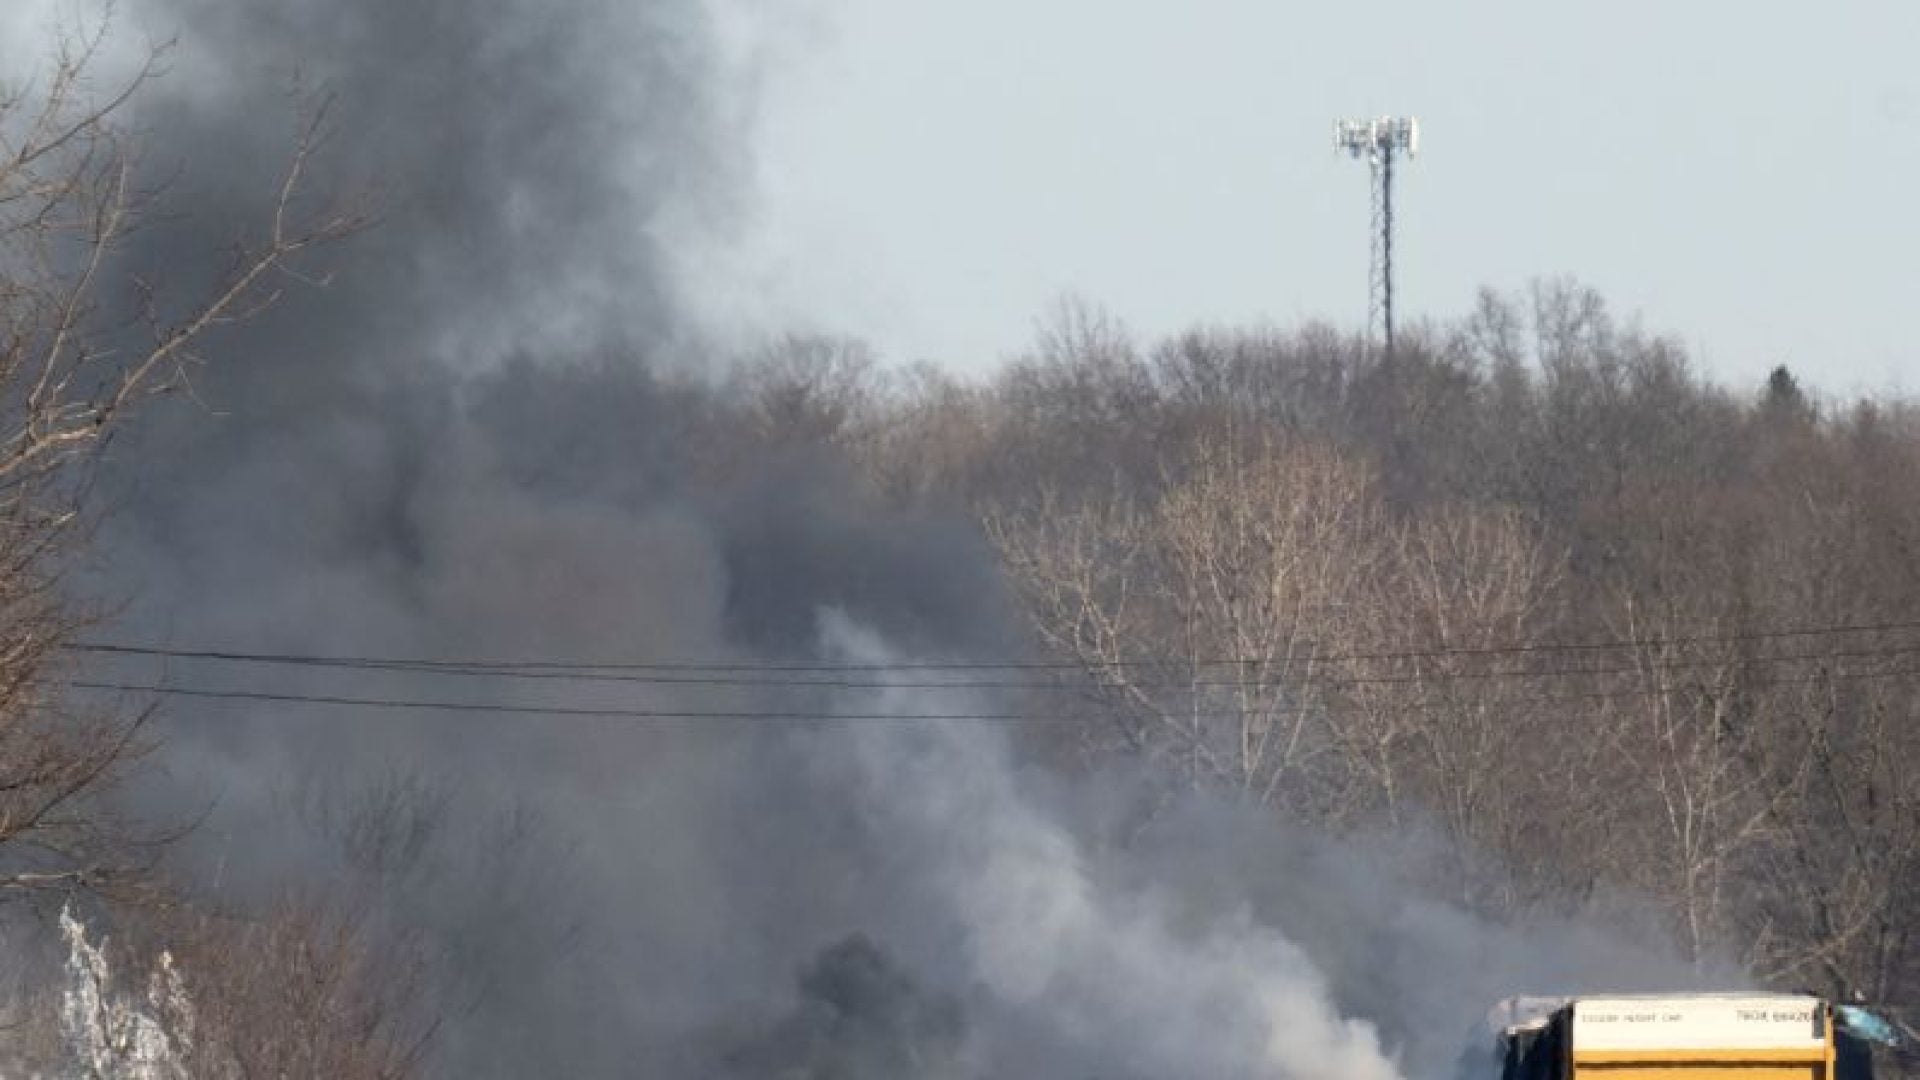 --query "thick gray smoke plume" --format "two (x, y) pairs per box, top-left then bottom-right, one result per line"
(718, 932), (972, 1078)
(12, 1), (1733, 1076)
